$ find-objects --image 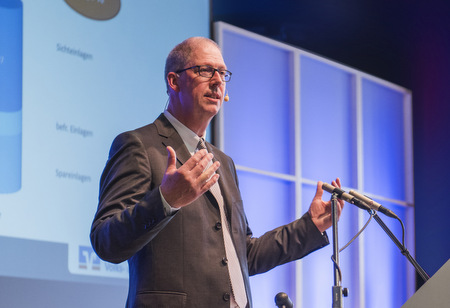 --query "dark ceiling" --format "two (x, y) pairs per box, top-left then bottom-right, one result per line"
(212, 0), (449, 90)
